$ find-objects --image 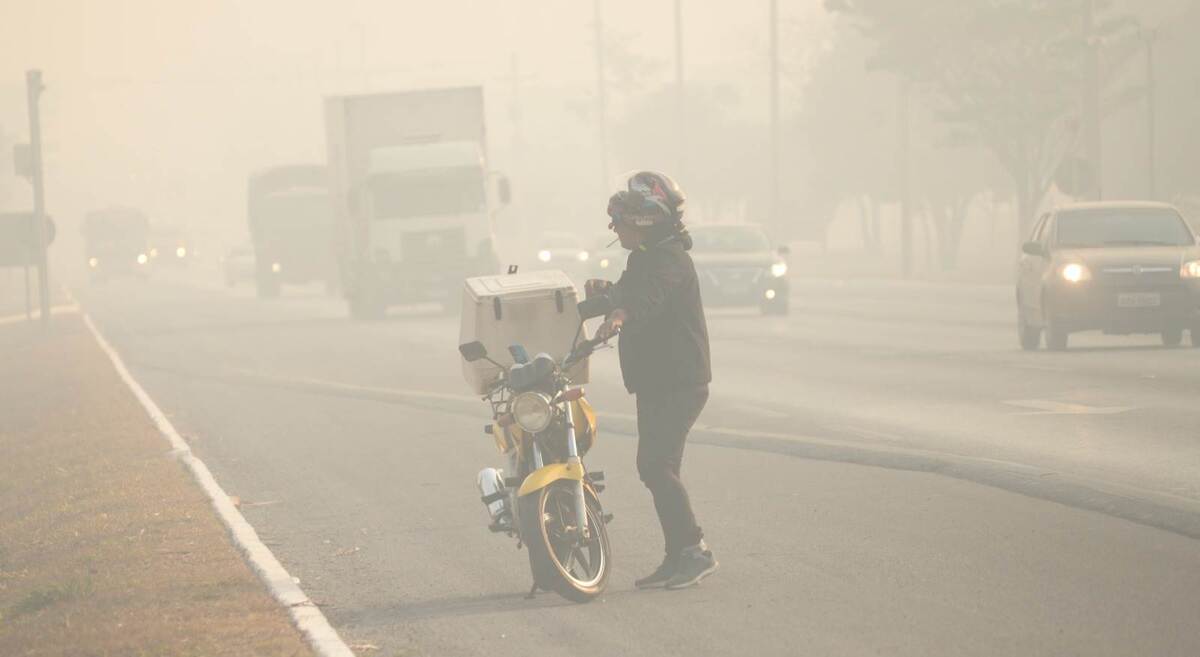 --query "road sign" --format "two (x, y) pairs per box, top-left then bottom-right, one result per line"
(0, 212), (55, 267)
